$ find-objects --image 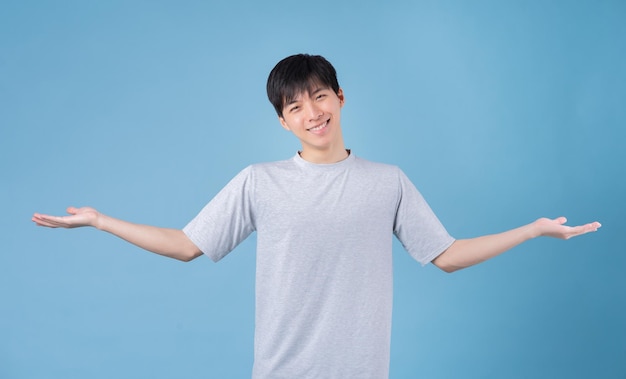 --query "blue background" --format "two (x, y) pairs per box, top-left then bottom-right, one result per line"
(2, 0), (624, 378)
